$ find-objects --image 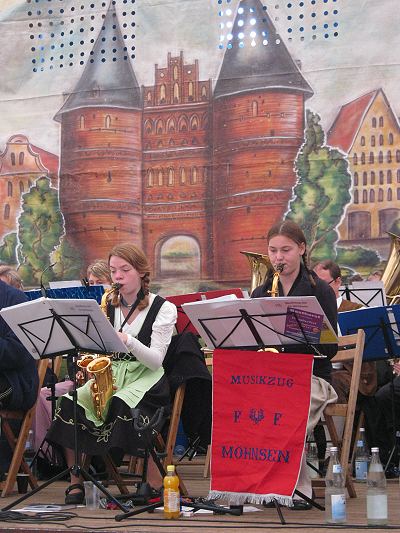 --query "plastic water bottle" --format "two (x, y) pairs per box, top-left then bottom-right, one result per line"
(325, 446), (346, 524)
(355, 427), (369, 481)
(306, 442), (319, 478)
(367, 447), (388, 526)
(24, 429), (37, 477)
(163, 465), (180, 519)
